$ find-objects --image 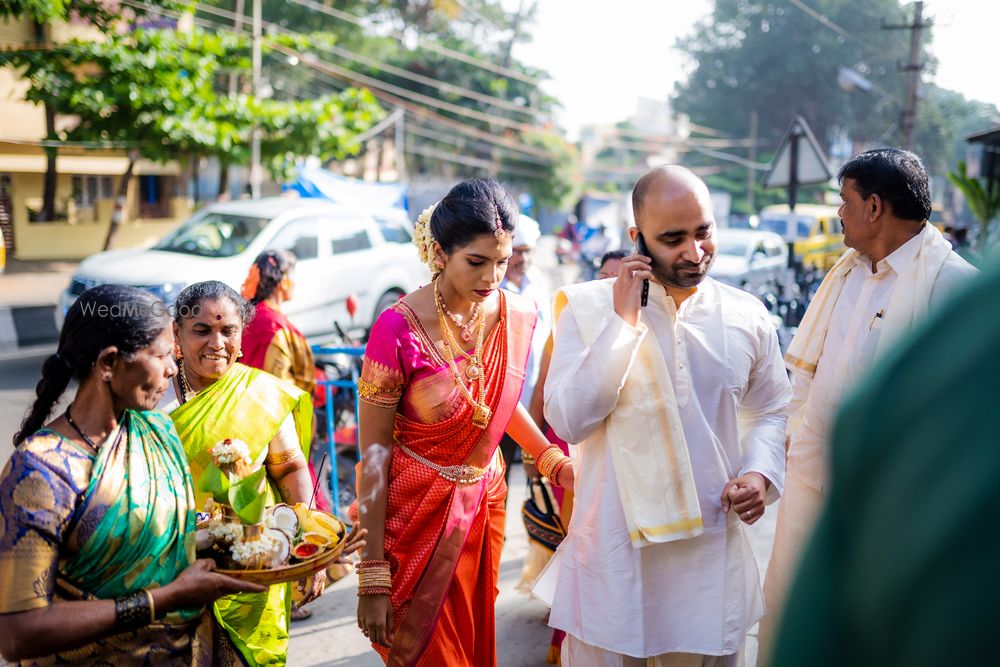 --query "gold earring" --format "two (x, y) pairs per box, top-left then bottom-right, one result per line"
(434, 258), (445, 270)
